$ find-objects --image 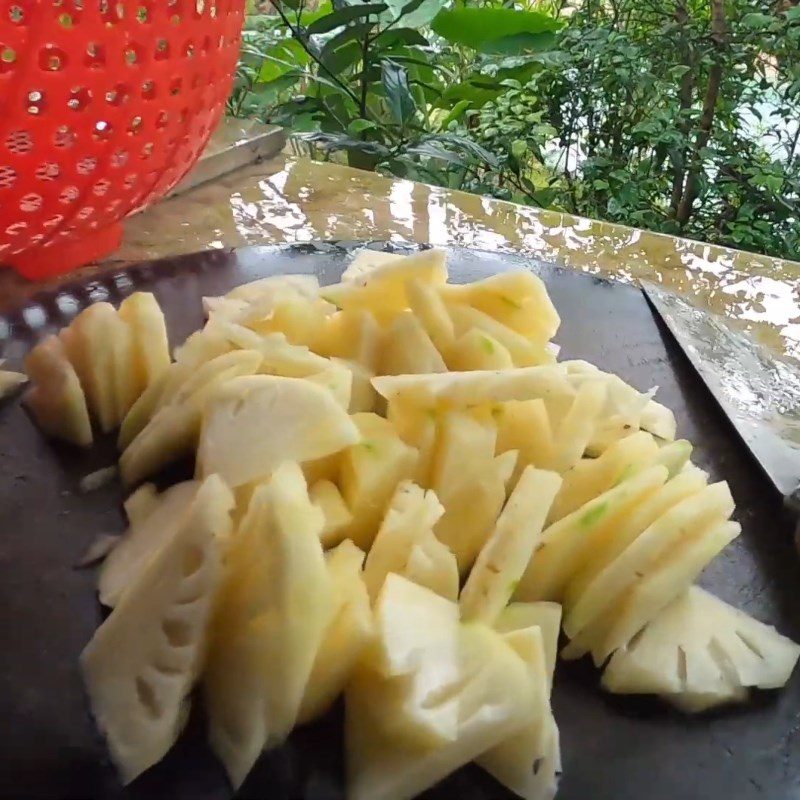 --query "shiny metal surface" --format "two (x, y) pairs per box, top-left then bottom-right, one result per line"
(644, 282), (800, 506)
